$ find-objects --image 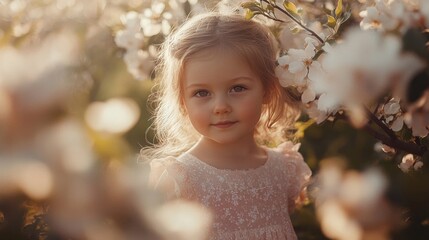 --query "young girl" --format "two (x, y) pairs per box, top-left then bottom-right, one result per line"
(144, 12), (312, 240)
